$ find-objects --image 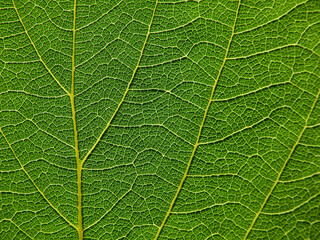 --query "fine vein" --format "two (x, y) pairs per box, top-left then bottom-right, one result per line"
(154, 1), (241, 238)
(243, 88), (320, 239)
(0, 128), (77, 230)
(81, 0), (159, 166)
(11, 0), (70, 96)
